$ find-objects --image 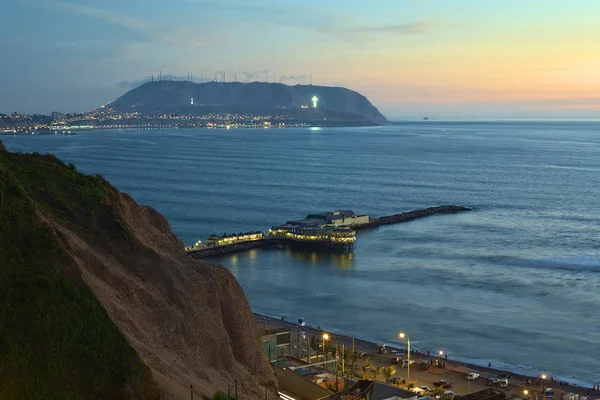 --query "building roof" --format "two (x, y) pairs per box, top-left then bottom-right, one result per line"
(273, 365), (332, 400)
(286, 218), (327, 227)
(371, 381), (418, 400)
(307, 210), (357, 221)
(459, 389), (506, 400)
(332, 227), (354, 233)
(322, 380), (416, 400)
